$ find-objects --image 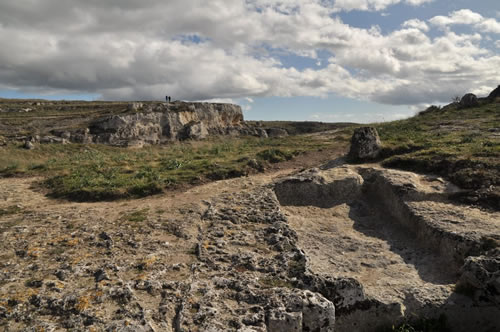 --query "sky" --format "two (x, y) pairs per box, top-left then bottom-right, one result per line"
(0, 0), (499, 123)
